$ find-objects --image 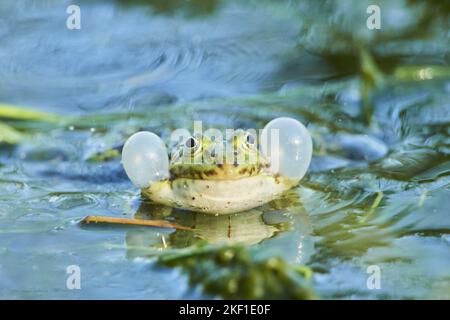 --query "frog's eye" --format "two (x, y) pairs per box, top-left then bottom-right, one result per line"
(245, 132), (256, 146)
(260, 117), (312, 182)
(185, 136), (198, 149)
(184, 136), (202, 155)
(122, 131), (169, 188)
(241, 132), (257, 153)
